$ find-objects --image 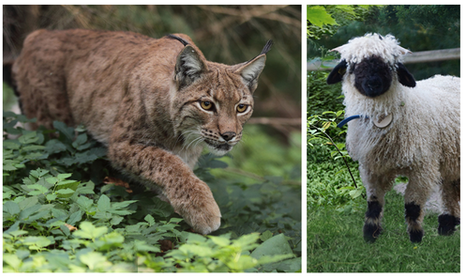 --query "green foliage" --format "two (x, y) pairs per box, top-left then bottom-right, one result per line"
(307, 71), (344, 115)
(307, 110), (365, 211)
(307, 5), (372, 42)
(307, 68), (363, 210)
(210, 125), (301, 183)
(3, 82), (16, 111)
(316, 5), (460, 79)
(3, 112), (300, 272)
